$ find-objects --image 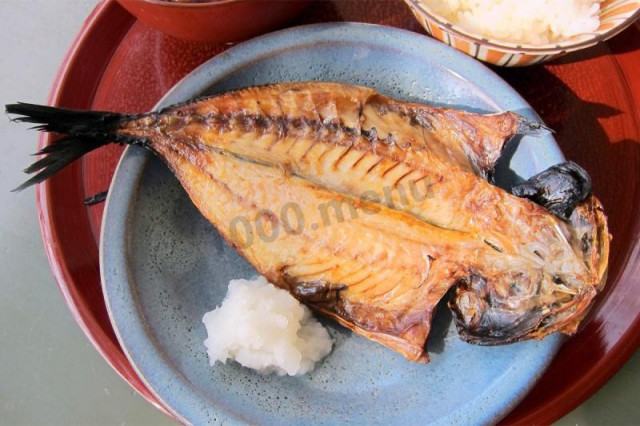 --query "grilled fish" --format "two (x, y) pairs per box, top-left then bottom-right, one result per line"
(6, 82), (609, 362)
